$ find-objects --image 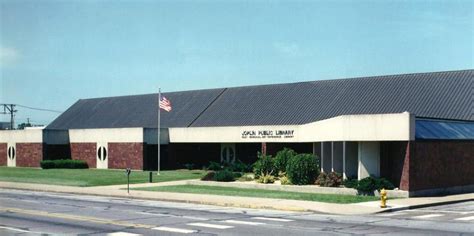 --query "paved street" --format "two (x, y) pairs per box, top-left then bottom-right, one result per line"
(0, 189), (473, 235)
